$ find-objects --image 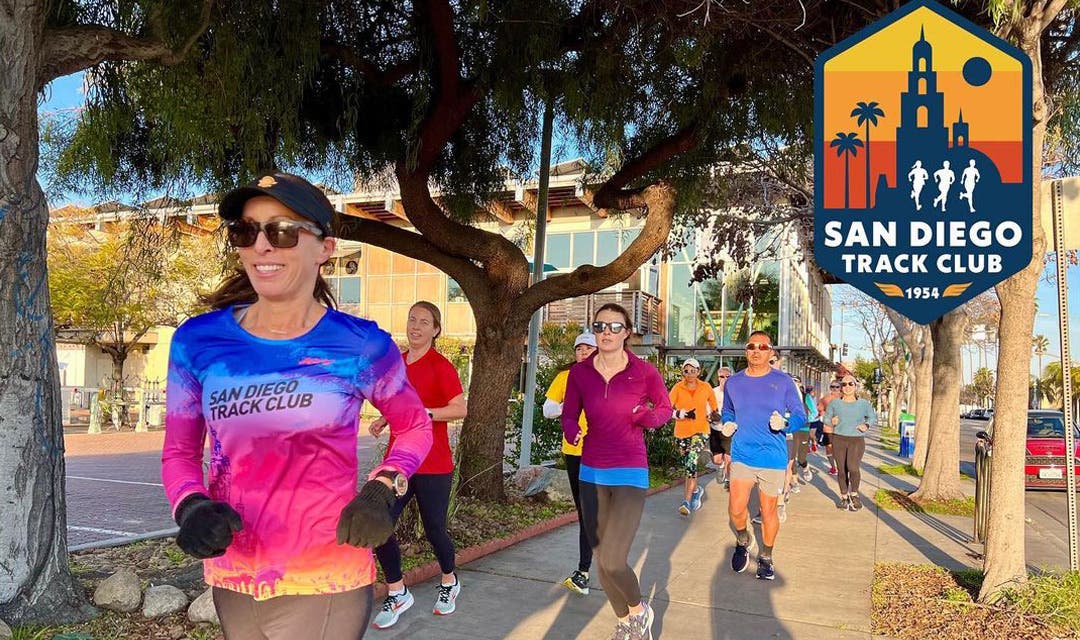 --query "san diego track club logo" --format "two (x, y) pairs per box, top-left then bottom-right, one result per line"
(814, 0), (1032, 323)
